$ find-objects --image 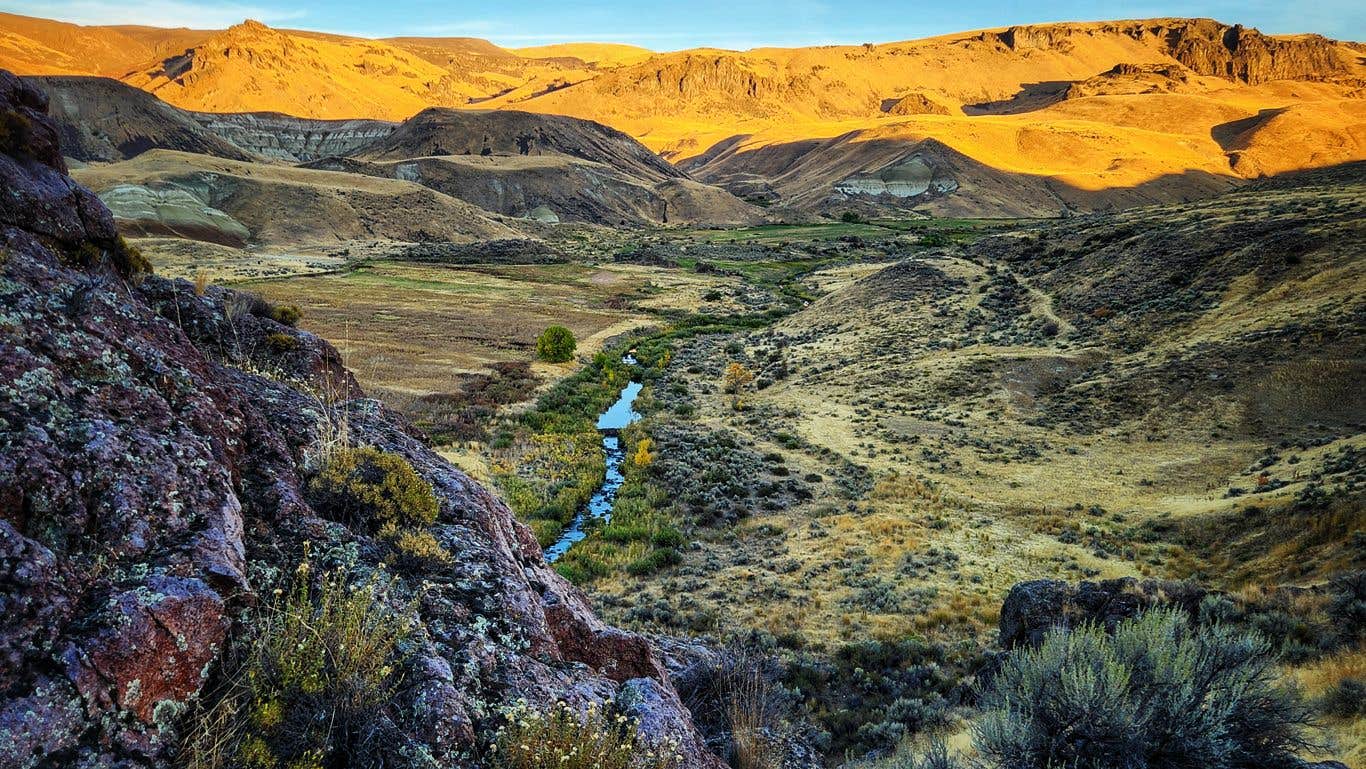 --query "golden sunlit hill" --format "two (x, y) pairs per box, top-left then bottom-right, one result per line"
(2, 13), (1362, 215)
(0, 11), (212, 75)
